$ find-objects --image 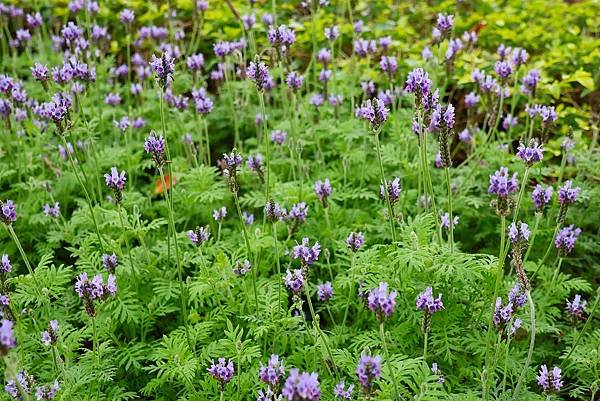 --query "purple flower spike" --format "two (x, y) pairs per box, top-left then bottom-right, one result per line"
(367, 282), (397, 320)
(102, 253), (119, 273)
(416, 287), (444, 314)
(537, 365), (563, 393)
(284, 269), (305, 293)
(259, 354), (285, 387)
(119, 9), (135, 24)
(488, 167), (518, 198)
(187, 226), (210, 246)
(405, 68), (432, 105)
(292, 237), (320, 266)
(555, 225), (582, 255)
(566, 294), (587, 320)
(213, 206), (227, 221)
(0, 319), (16, 354)
(286, 71), (303, 90)
(346, 231), (365, 252)
(104, 167), (126, 191)
(379, 56), (397, 75)
(314, 179), (332, 206)
(380, 177), (401, 204)
(317, 282), (333, 302)
(208, 358), (234, 388)
(356, 353), (381, 390)
(356, 98), (388, 129)
(0, 200), (17, 224)
(440, 212), (459, 230)
(247, 61), (271, 91)
(282, 369), (320, 401)
(516, 140), (544, 166)
(531, 185), (553, 211)
(558, 181), (580, 206)
(333, 380), (354, 400)
(271, 130), (287, 145)
(150, 53), (175, 88)
(144, 132), (166, 166)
